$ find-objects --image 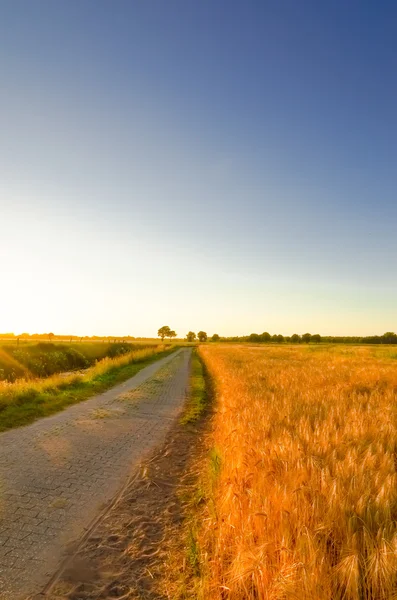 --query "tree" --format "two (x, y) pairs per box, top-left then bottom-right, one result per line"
(48, 332), (54, 342)
(291, 333), (301, 343)
(302, 333), (312, 343)
(186, 331), (196, 342)
(197, 331), (207, 342)
(158, 325), (171, 342)
(248, 333), (260, 343)
(276, 334), (284, 343)
(382, 332), (397, 344)
(260, 332), (271, 342)
(168, 330), (177, 341)
(211, 333), (220, 342)
(311, 334), (322, 343)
